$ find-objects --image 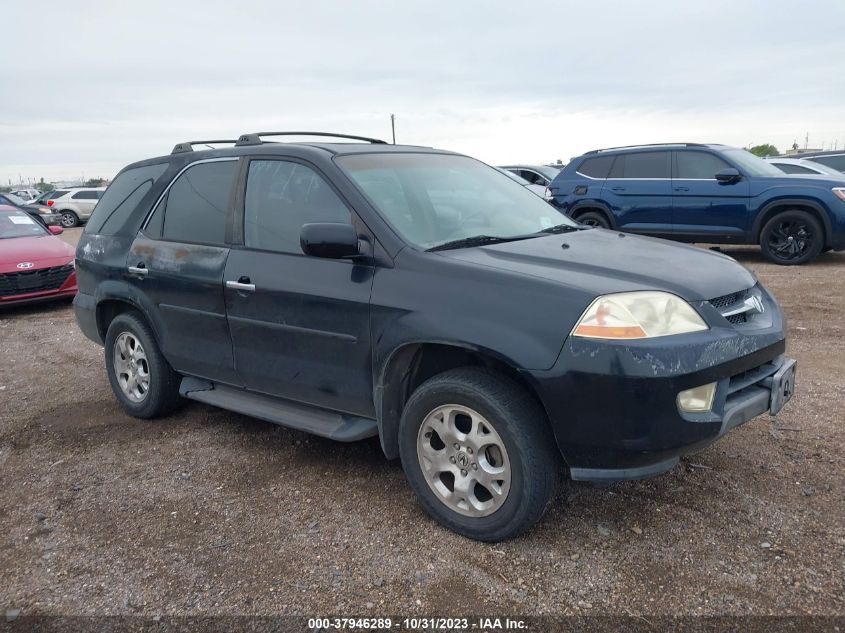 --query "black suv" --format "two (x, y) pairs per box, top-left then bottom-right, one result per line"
(75, 132), (796, 541)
